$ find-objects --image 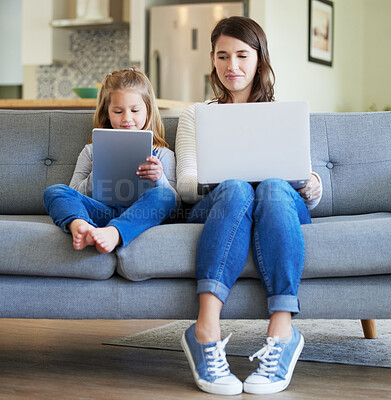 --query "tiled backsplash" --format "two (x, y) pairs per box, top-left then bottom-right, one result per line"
(36, 29), (130, 98)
